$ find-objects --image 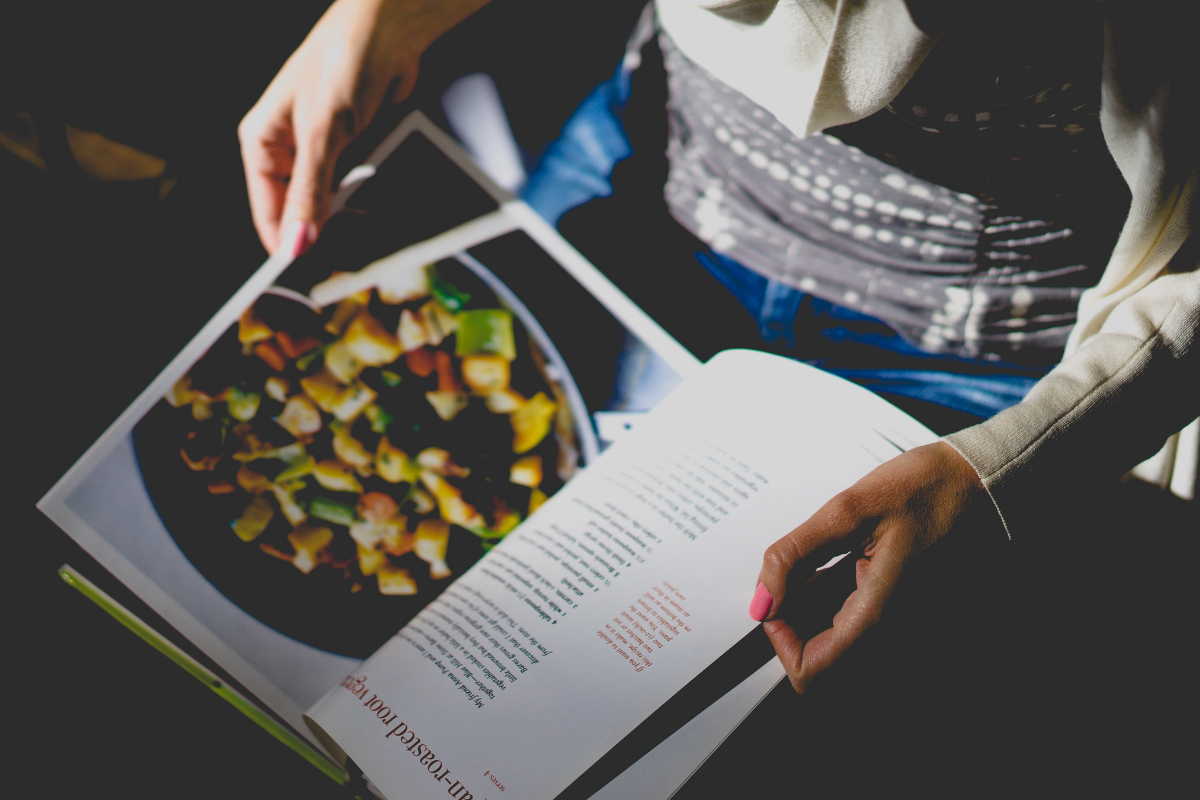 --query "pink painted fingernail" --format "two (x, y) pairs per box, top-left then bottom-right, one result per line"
(749, 582), (773, 622)
(279, 219), (314, 258)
